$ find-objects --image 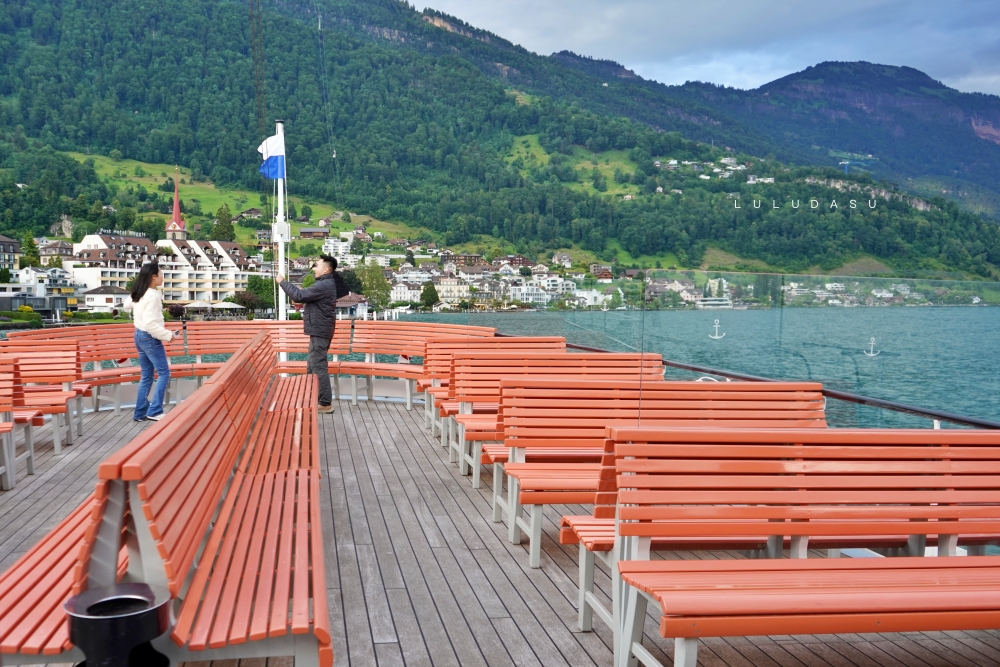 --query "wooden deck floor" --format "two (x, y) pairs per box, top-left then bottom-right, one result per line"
(3, 400), (1000, 667)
